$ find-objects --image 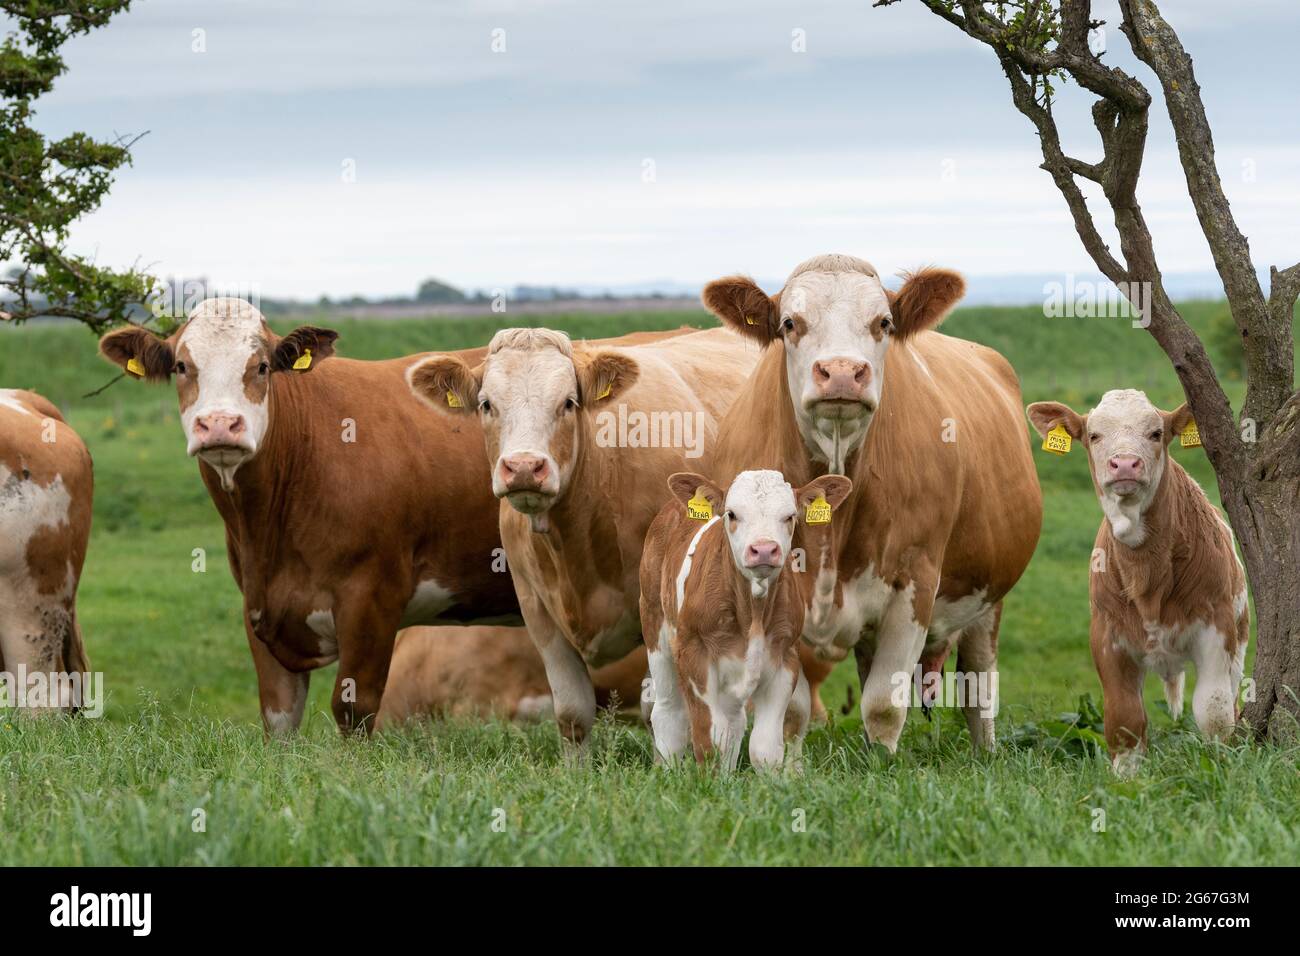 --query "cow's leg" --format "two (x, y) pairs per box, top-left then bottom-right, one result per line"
(1092, 622), (1147, 775)
(1190, 624), (1242, 742)
(955, 602), (1001, 751)
(246, 624), (310, 737)
(0, 593), (75, 713)
(1163, 670), (1186, 720)
(331, 602), (399, 736)
(679, 647), (745, 772)
(646, 624), (691, 764)
(518, 585), (595, 760)
(749, 655), (796, 772)
(782, 656), (812, 775)
(796, 642), (833, 724)
(860, 580), (934, 753)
